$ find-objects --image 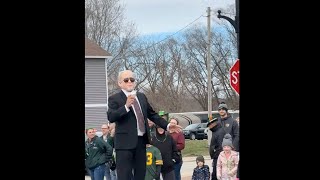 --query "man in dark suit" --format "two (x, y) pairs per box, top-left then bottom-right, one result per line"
(107, 70), (182, 180)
